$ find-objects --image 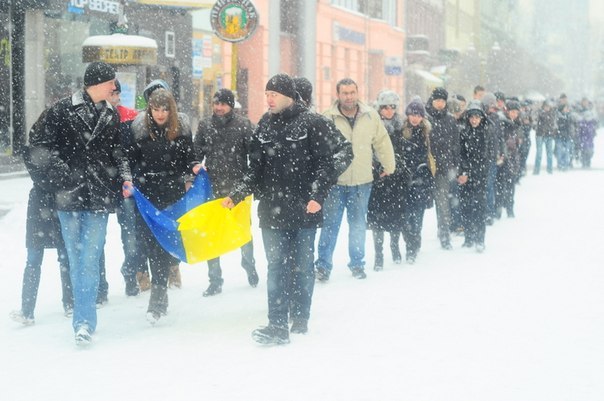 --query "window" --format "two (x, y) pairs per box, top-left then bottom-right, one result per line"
(165, 31), (175, 58)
